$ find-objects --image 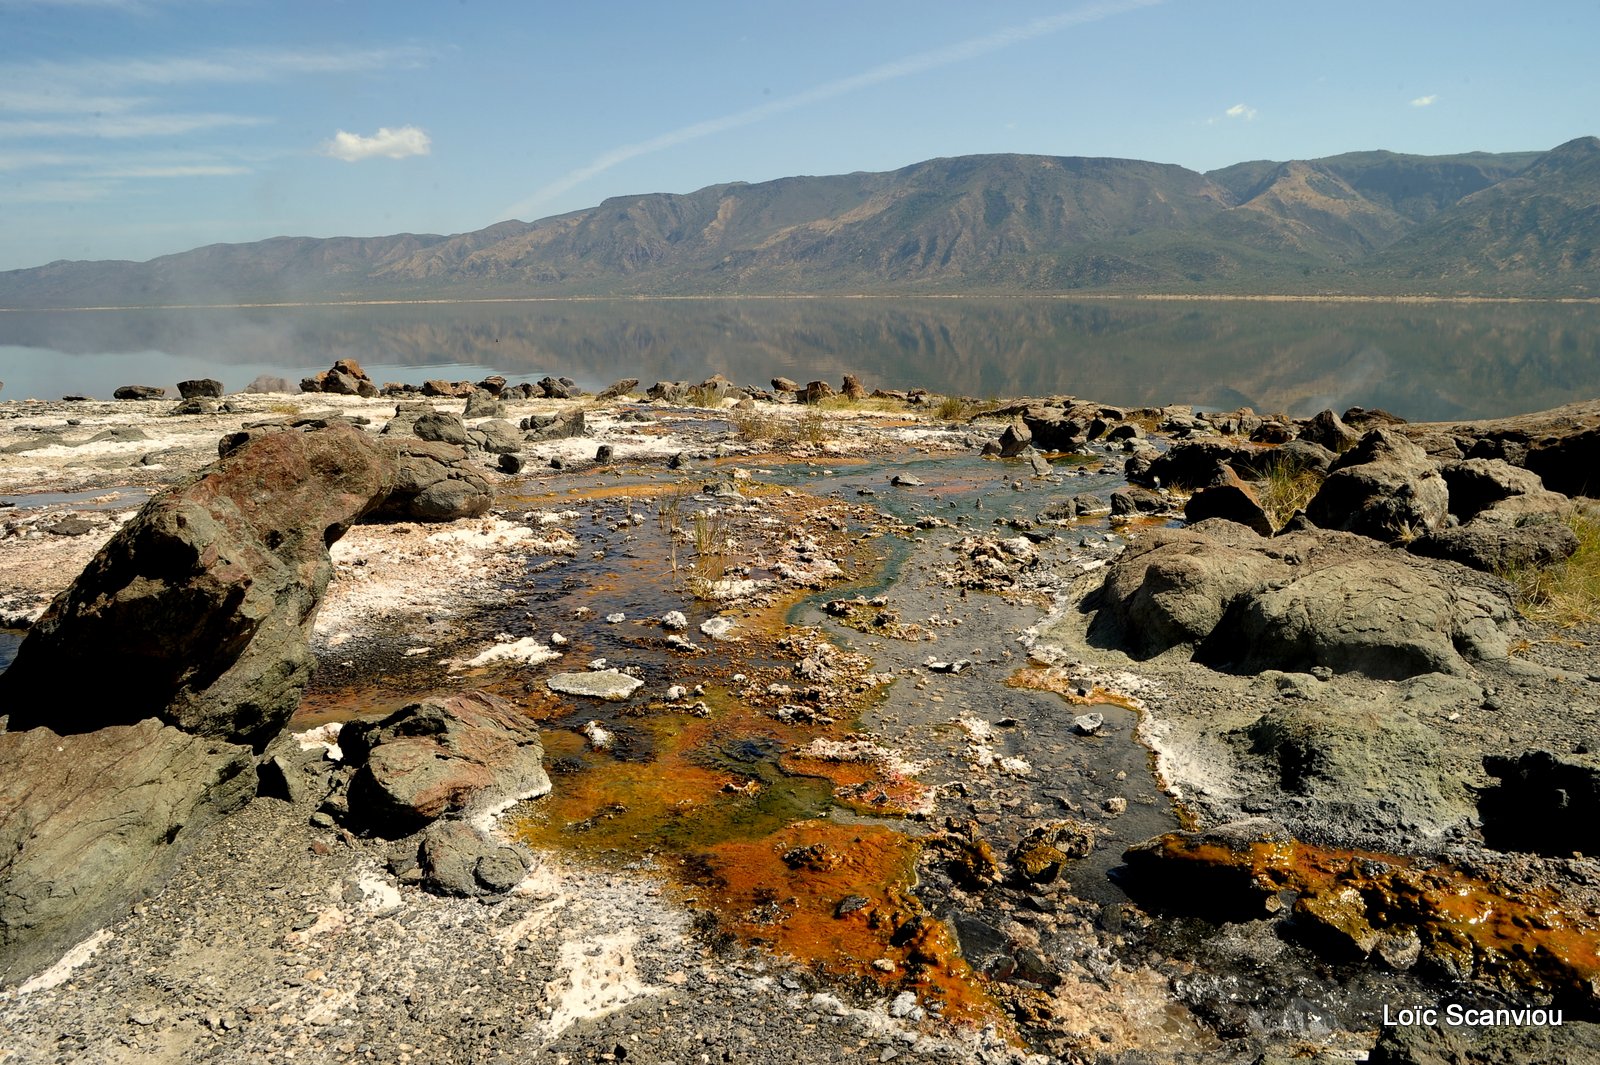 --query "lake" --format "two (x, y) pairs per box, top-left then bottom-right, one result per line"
(2, 296), (1598, 420)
